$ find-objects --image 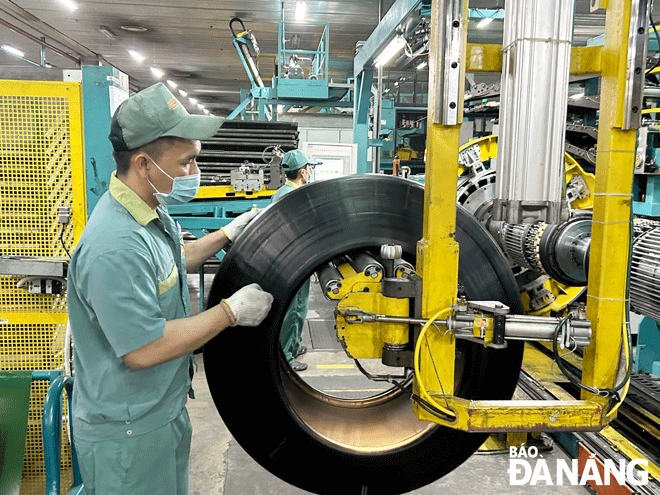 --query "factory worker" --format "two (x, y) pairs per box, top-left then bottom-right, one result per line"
(270, 149), (318, 371)
(67, 82), (273, 495)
